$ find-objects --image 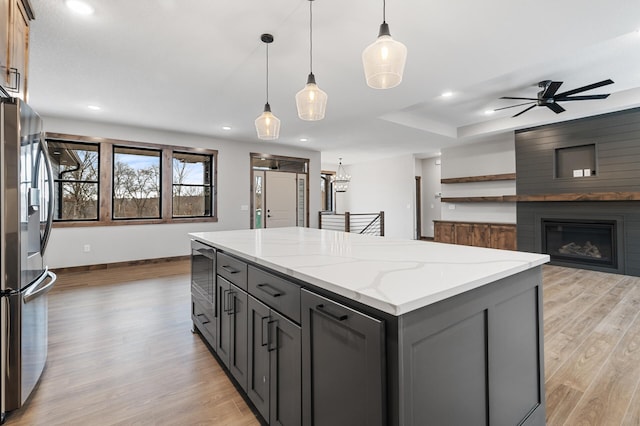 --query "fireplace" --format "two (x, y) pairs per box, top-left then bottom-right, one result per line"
(542, 219), (617, 269)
